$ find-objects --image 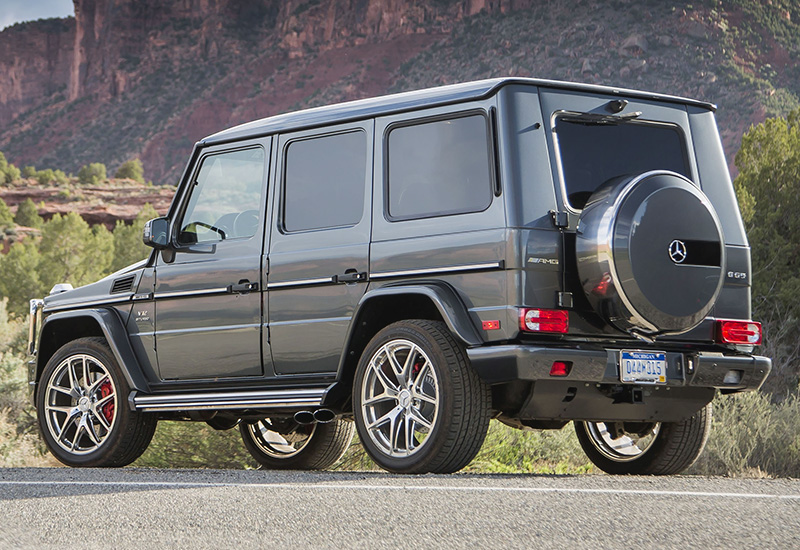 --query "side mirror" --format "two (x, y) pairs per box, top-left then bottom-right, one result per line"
(143, 217), (170, 250)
